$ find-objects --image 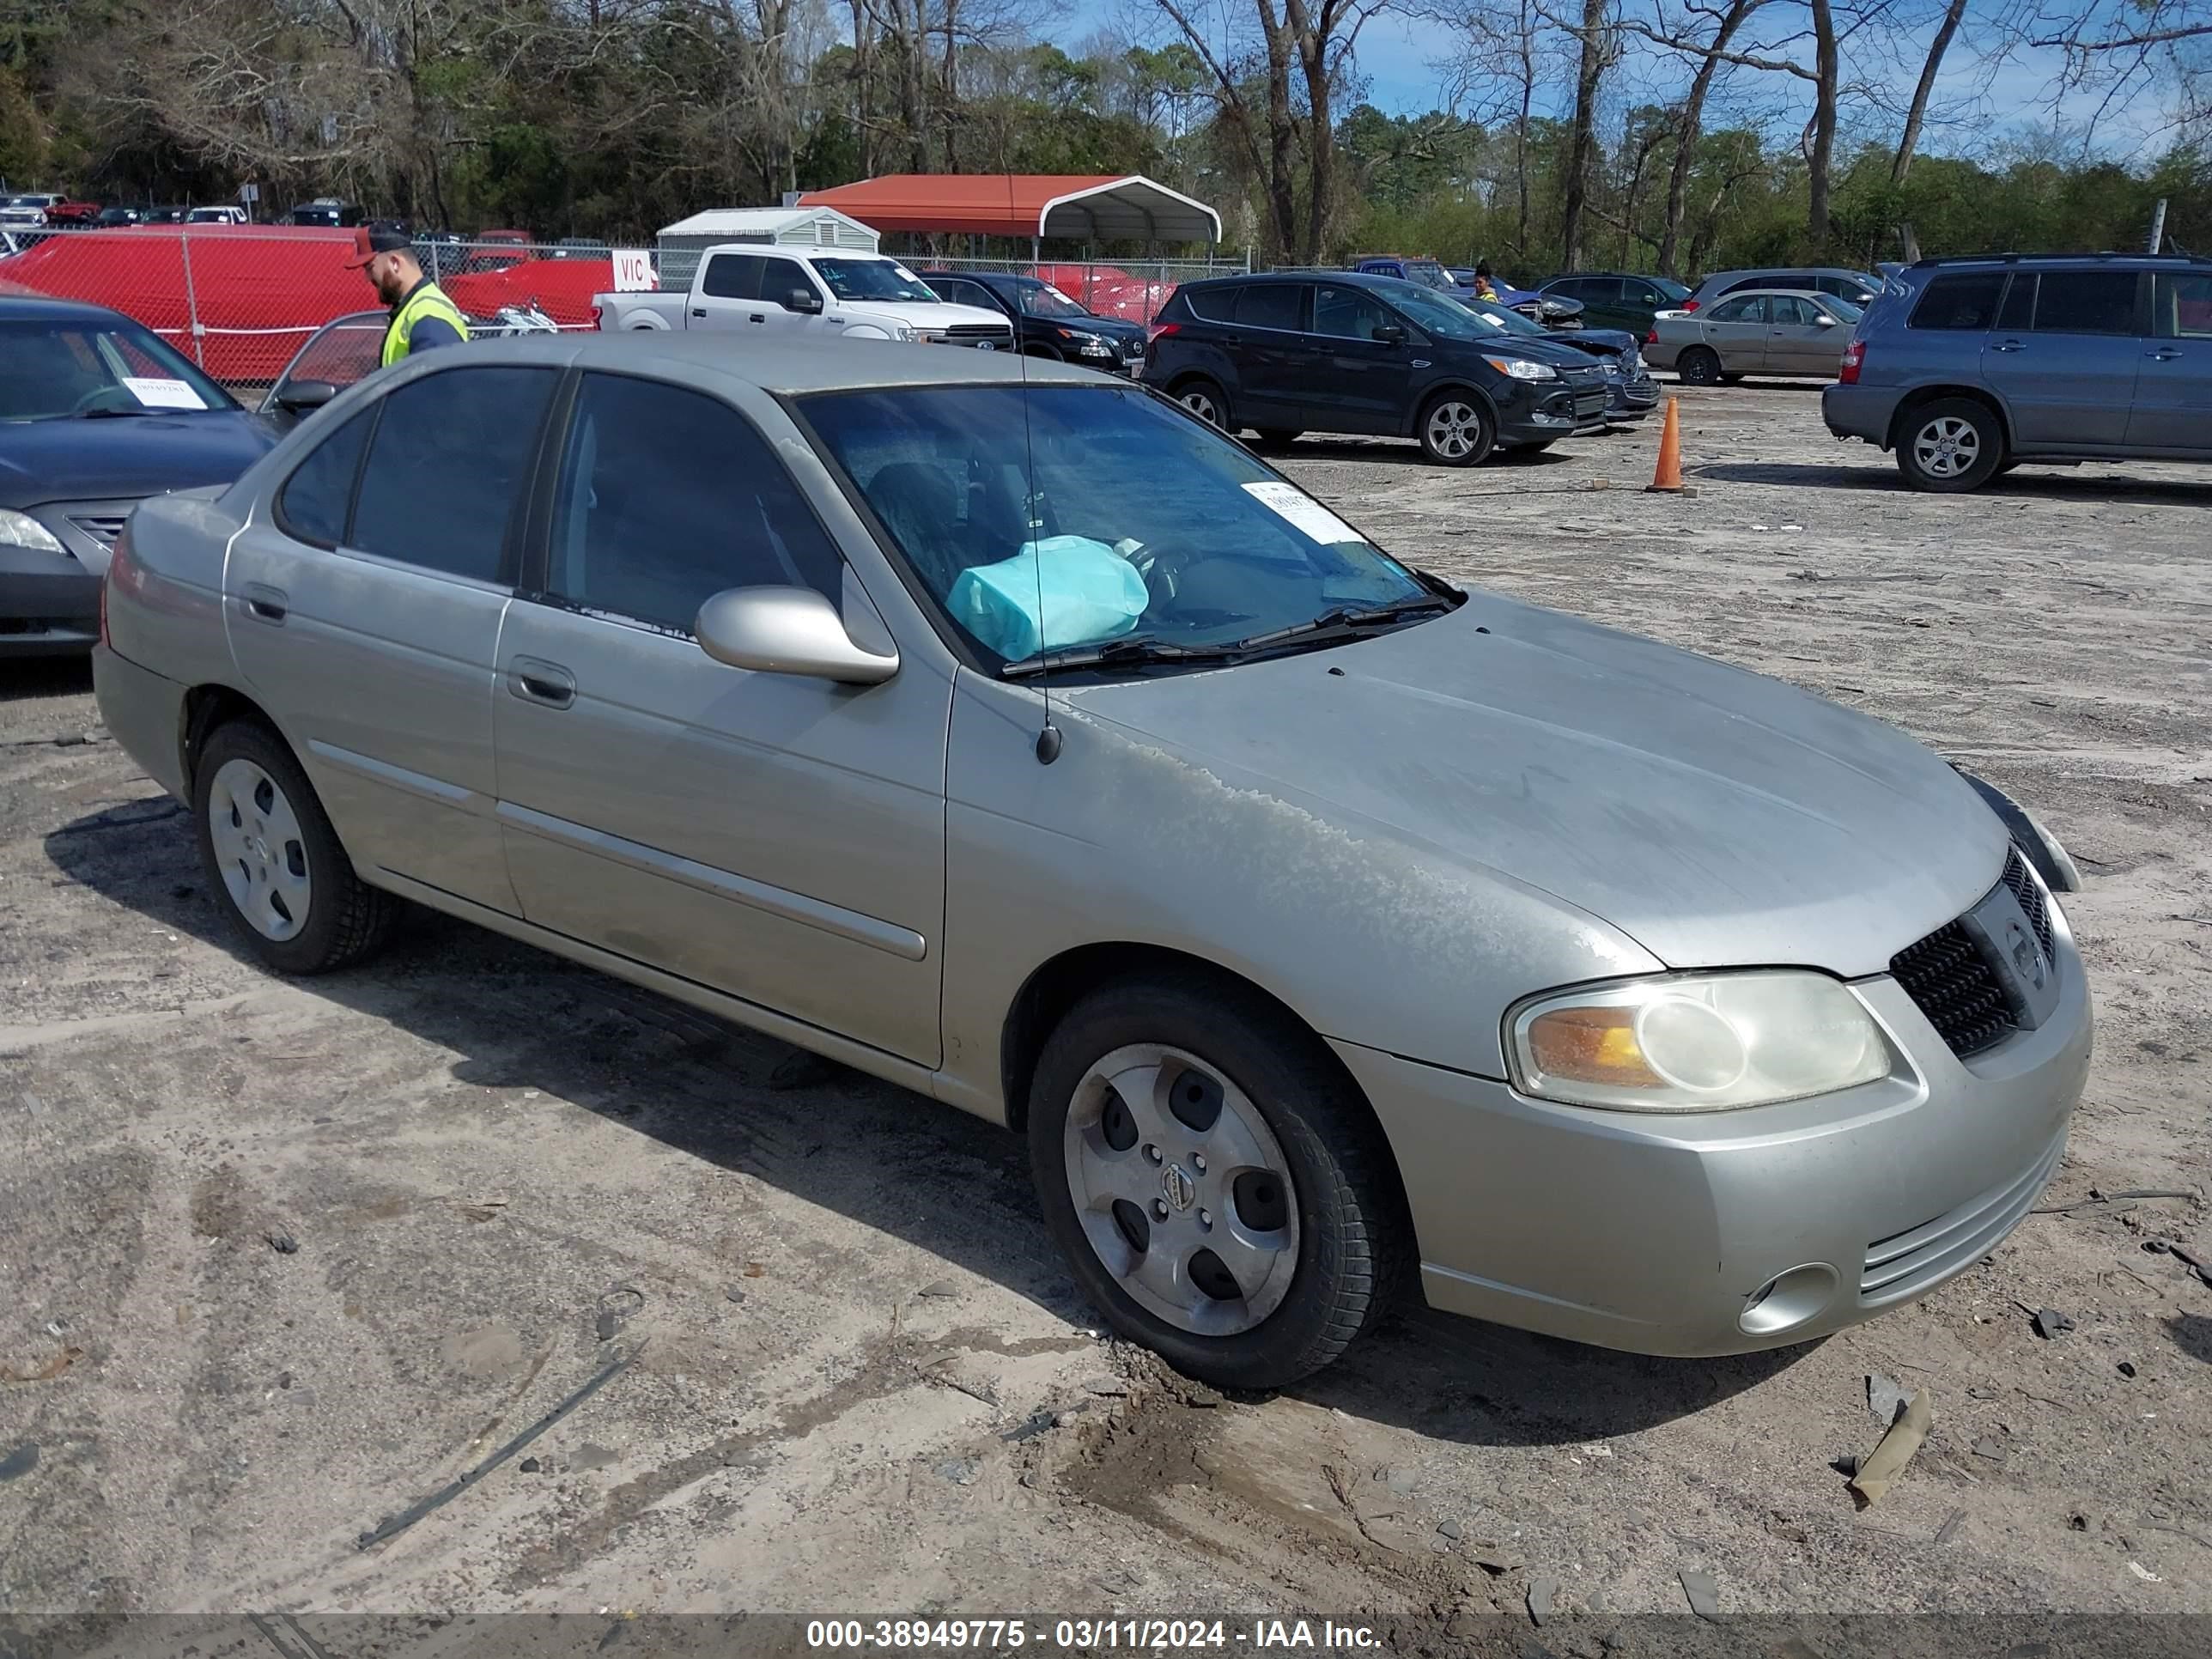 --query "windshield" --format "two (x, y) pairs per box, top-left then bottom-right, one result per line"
(0, 318), (238, 421)
(1364, 276), (1491, 342)
(1402, 260), (1454, 290)
(1827, 298), (1864, 323)
(799, 384), (1431, 670)
(1017, 281), (1091, 319)
(1458, 297), (1543, 336)
(1654, 276), (1692, 301)
(813, 258), (942, 303)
